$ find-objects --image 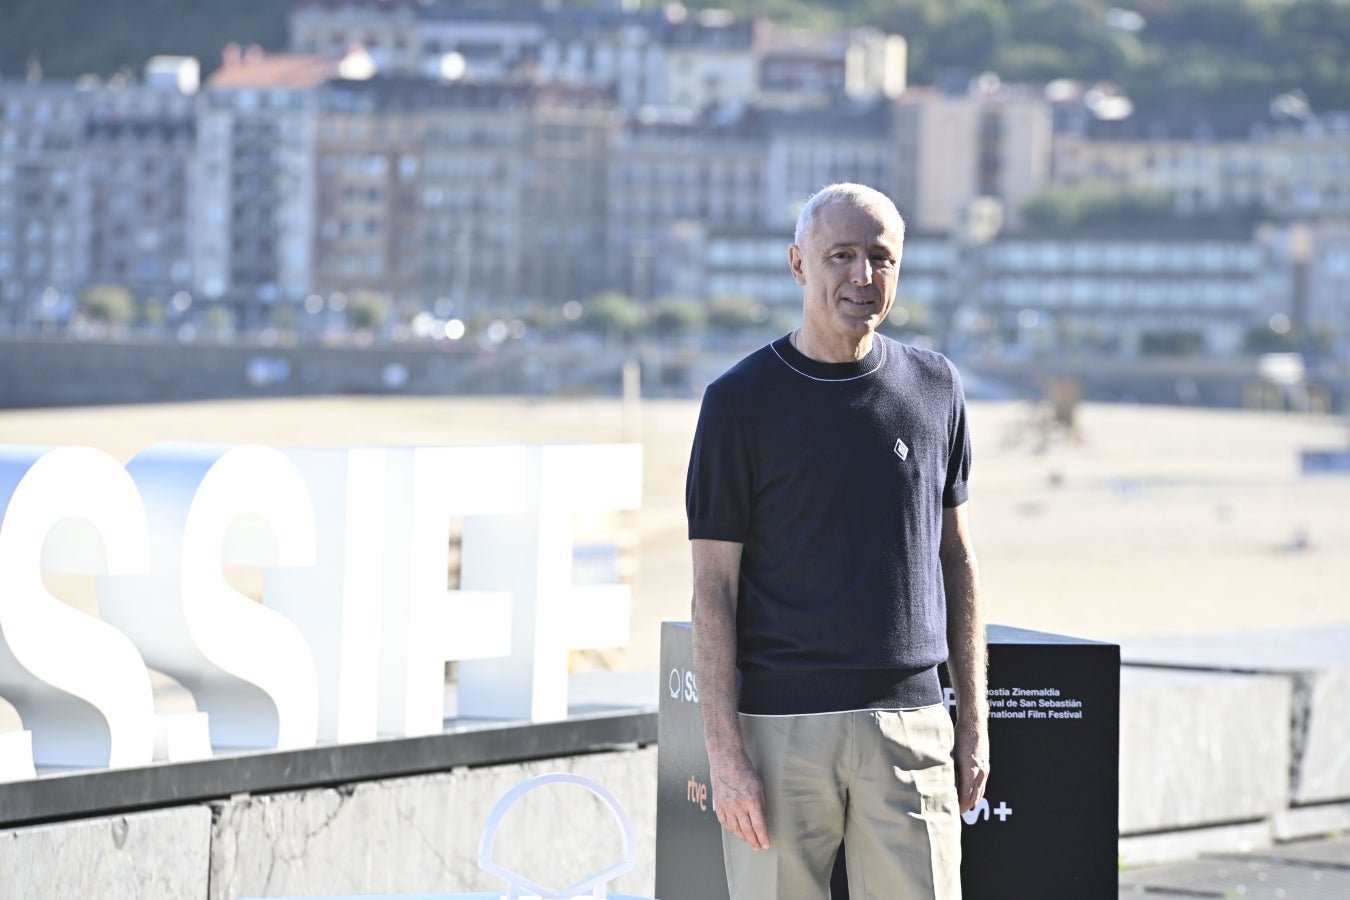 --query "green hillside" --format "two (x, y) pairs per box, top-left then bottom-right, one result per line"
(0, 0), (289, 80)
